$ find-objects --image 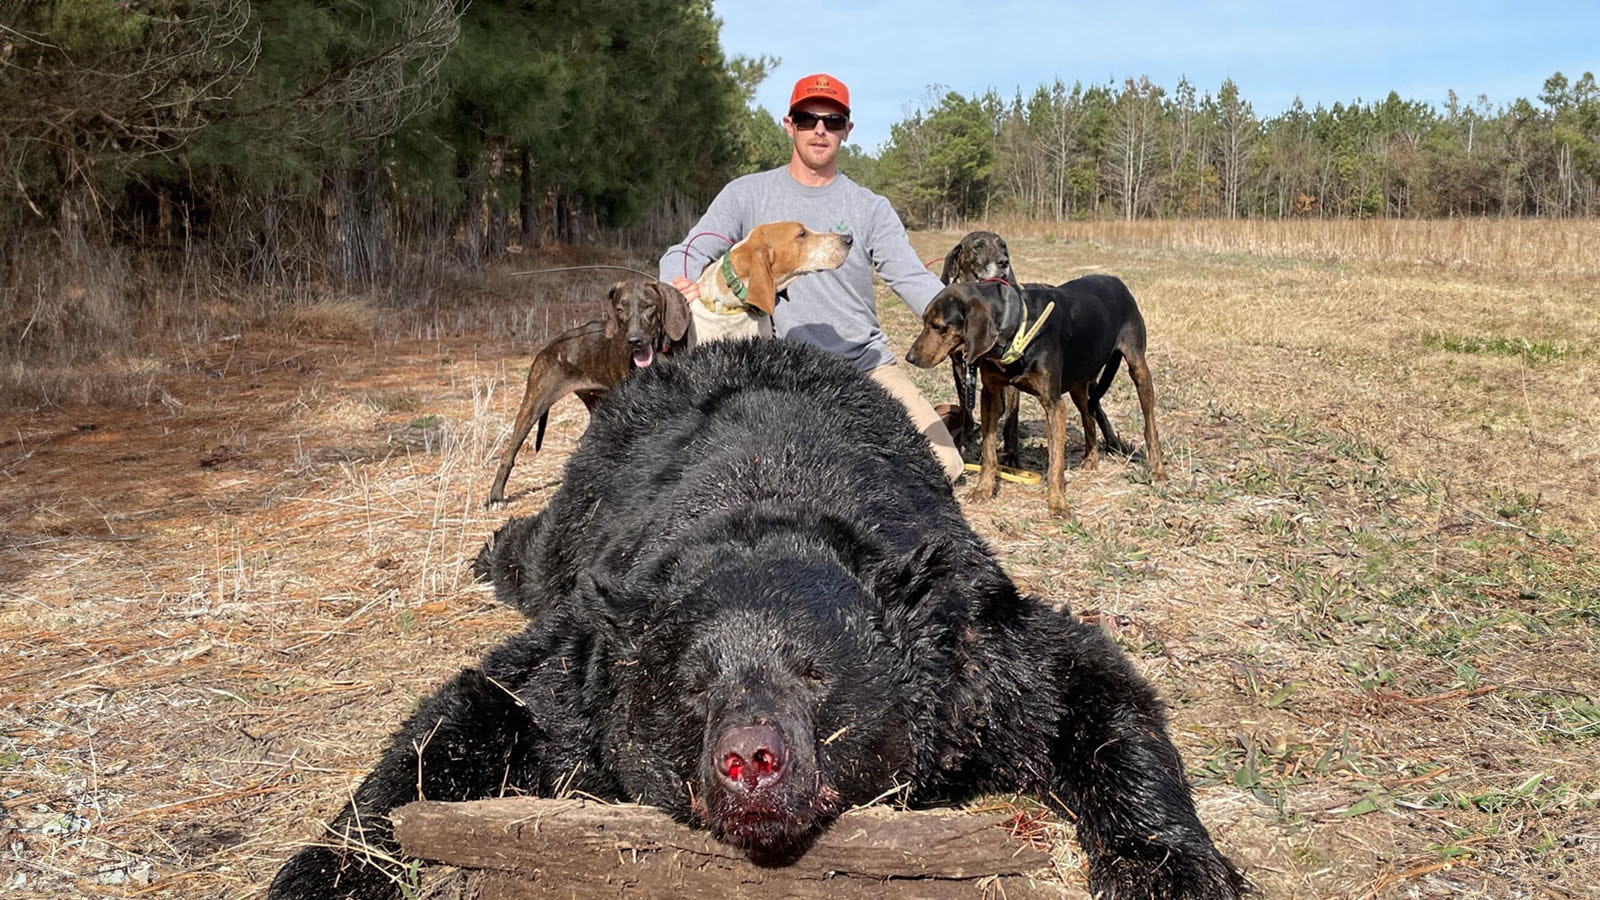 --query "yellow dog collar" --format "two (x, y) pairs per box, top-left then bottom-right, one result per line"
(998, 299), (1053, 366)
